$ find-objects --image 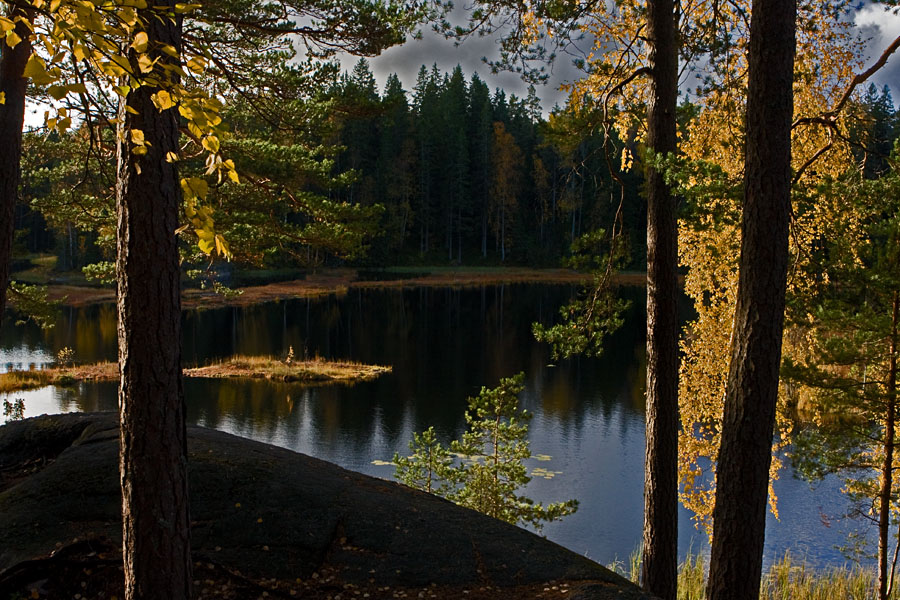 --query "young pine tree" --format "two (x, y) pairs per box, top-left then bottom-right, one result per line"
(394, 373), (577, 533)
